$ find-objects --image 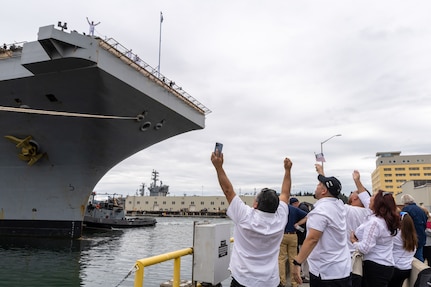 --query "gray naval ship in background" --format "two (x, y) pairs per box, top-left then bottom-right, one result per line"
(0, 24), (210, 238)
(84, 170), (167, 229)
(84, 192), (157, 229)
